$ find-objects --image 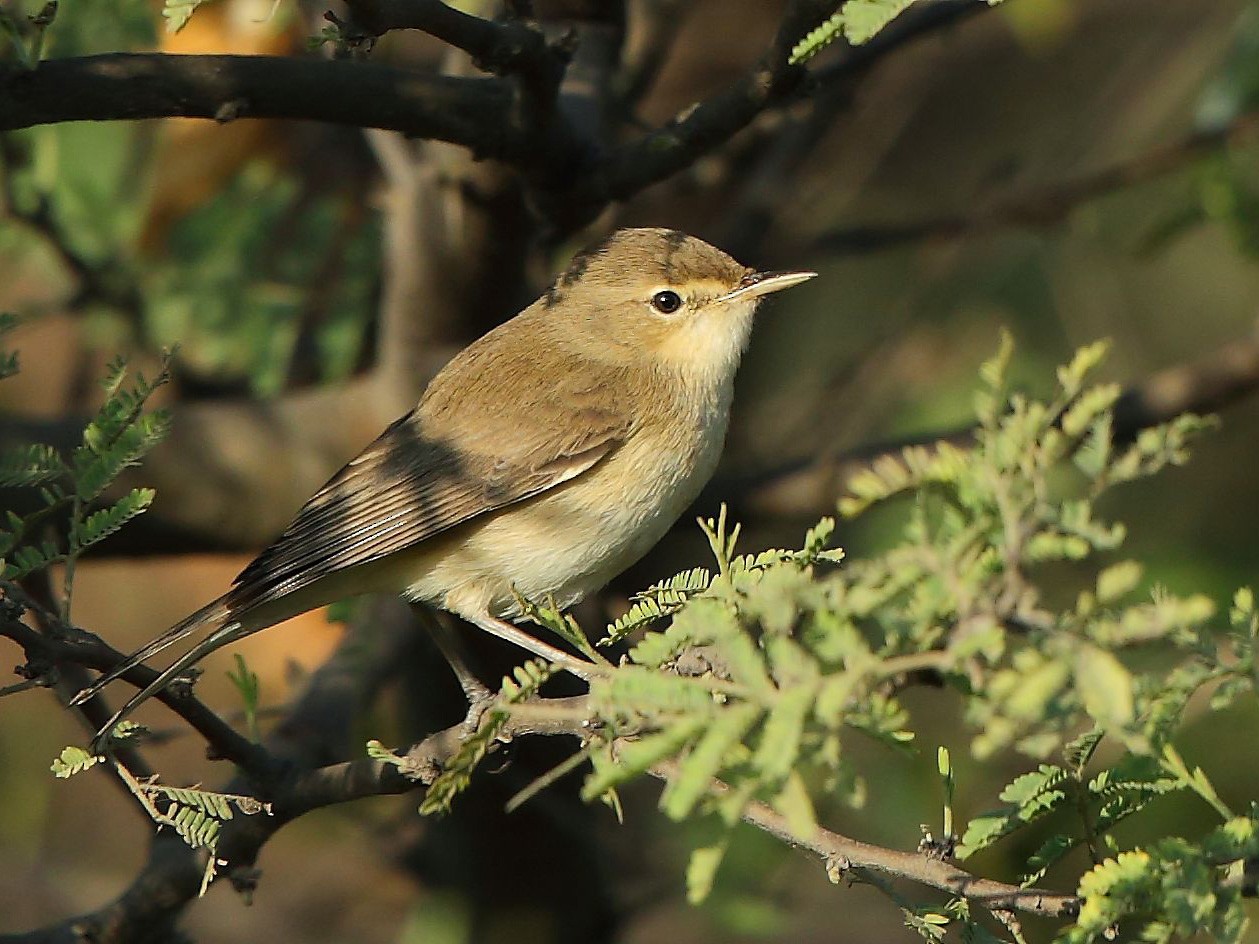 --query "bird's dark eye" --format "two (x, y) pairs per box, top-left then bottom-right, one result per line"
(651, 290), (683, 314)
